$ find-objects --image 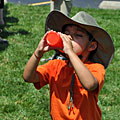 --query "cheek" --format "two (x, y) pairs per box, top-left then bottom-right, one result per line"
(72, 41), (84, 55)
